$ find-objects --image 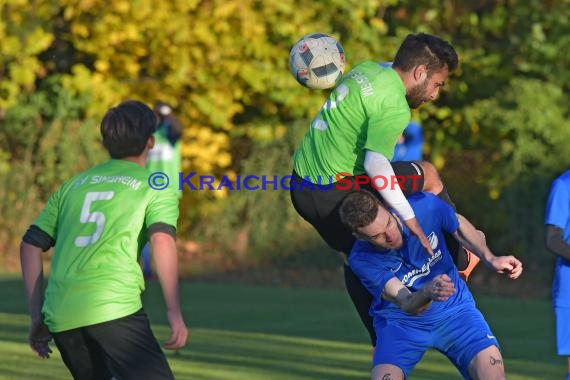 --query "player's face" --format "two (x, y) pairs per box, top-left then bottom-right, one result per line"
(407, 67), (449, 109)
(356, 209), (403, 250)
